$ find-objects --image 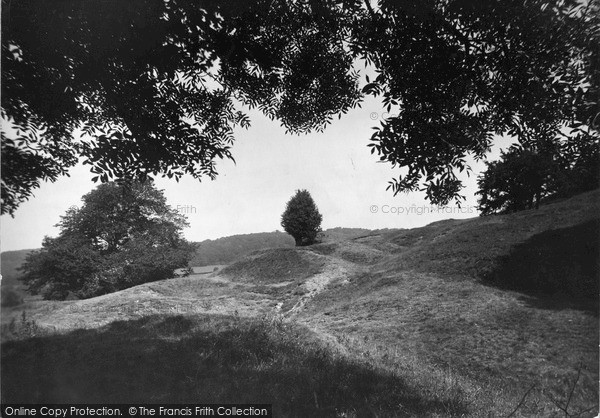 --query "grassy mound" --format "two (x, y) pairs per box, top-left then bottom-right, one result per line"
(220, 248), (324, 284)
(310, 241), (385, 264)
